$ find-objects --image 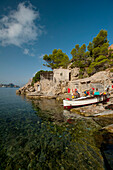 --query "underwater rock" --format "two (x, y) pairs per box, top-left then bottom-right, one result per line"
(102, 124), (113, 133)
(70, 104), (105, 117)
(94, 110), (113, 117)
